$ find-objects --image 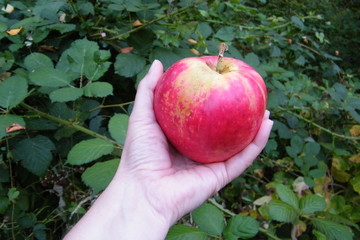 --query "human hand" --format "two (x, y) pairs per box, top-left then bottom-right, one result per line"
(64, 60), (273, 240)
(117, 59), (273, 224)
